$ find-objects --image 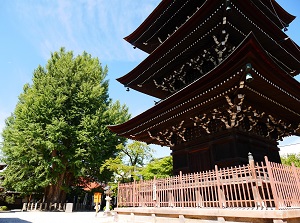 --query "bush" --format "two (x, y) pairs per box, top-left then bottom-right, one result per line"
(5, 195), (15, 204)
(103, 205), (113, 211)
(0, 206), (8, 211)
